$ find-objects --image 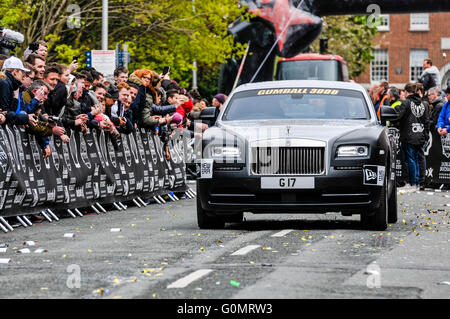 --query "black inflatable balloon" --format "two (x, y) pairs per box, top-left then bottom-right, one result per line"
(220, 0), (450, 94)
(280, 15), (322, 58)
(298, 0), (450, 16)
(239, 0), (323, 58)
(218, 58), (239, 95)
(221, 19), (279, 94)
